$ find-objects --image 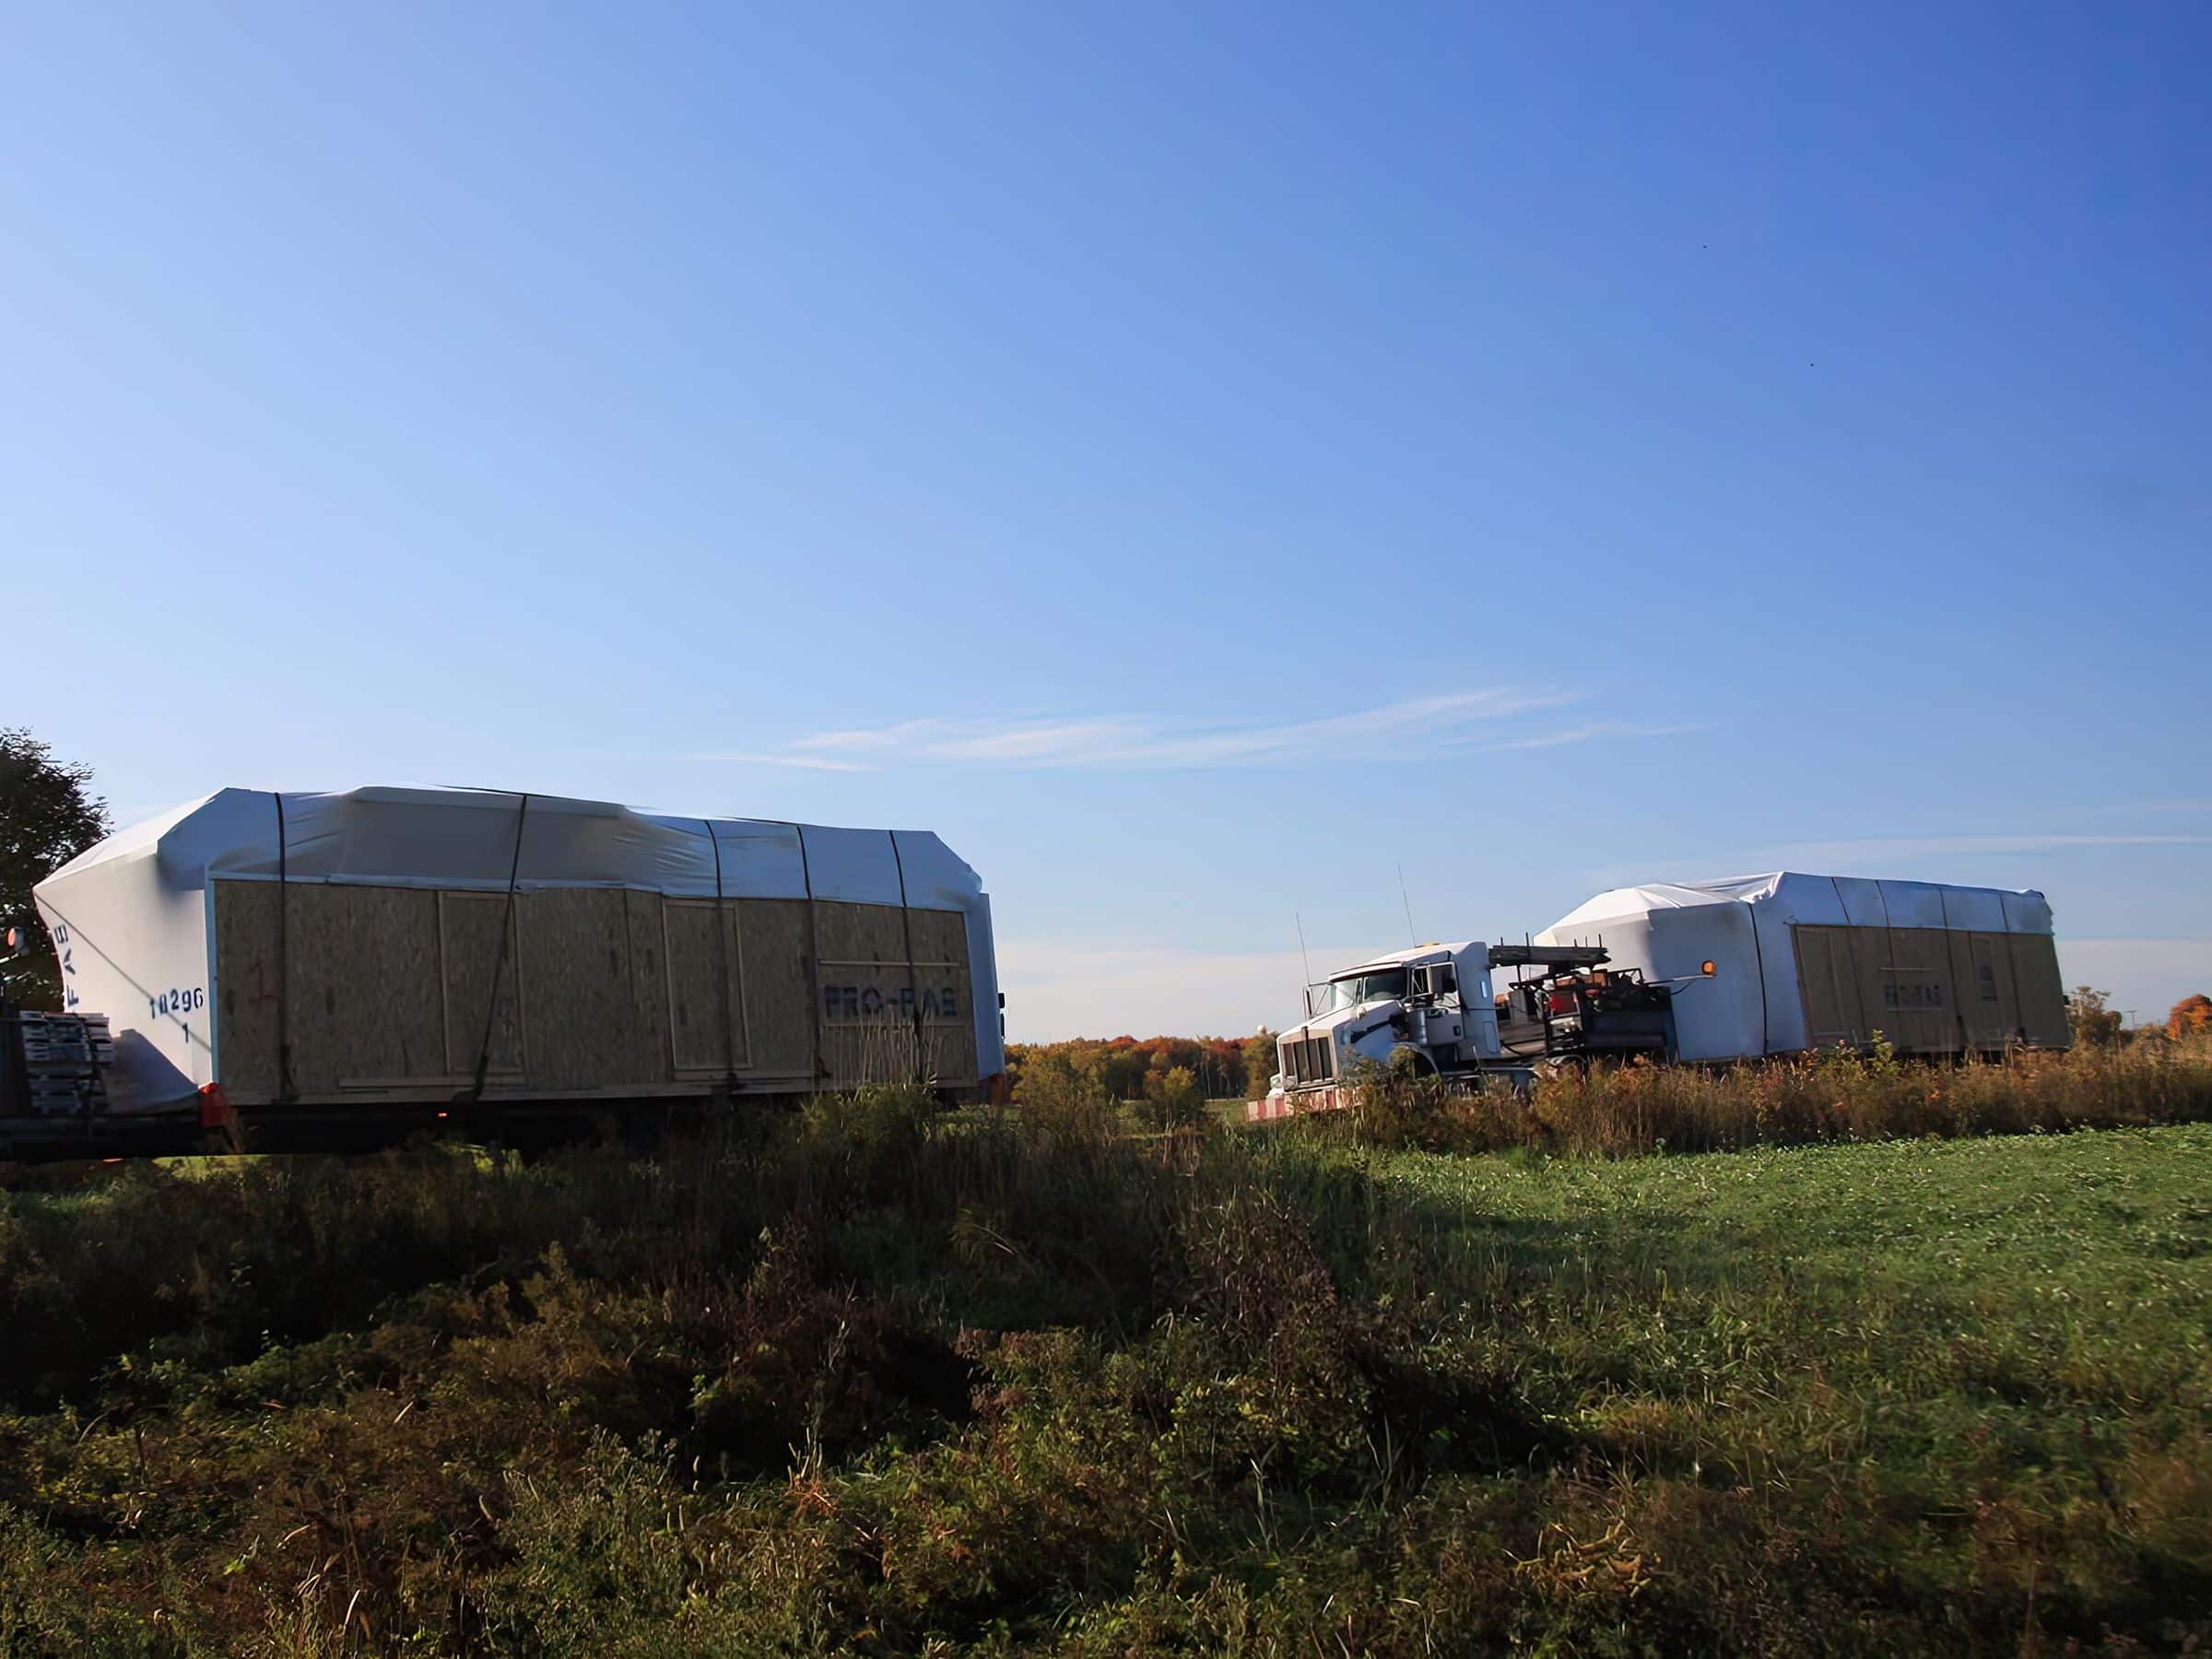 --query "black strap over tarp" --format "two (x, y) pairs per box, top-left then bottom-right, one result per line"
(274, 792), (297, 1102)
(466, 793), (531, 1101)
(704, 818), (740, 1091)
